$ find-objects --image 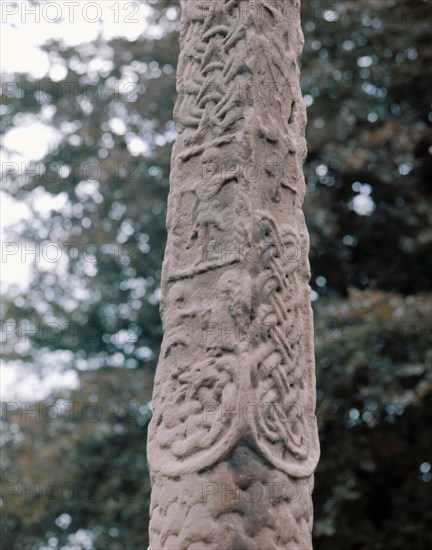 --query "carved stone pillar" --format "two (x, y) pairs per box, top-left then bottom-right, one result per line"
(148, 1), (319, 548)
